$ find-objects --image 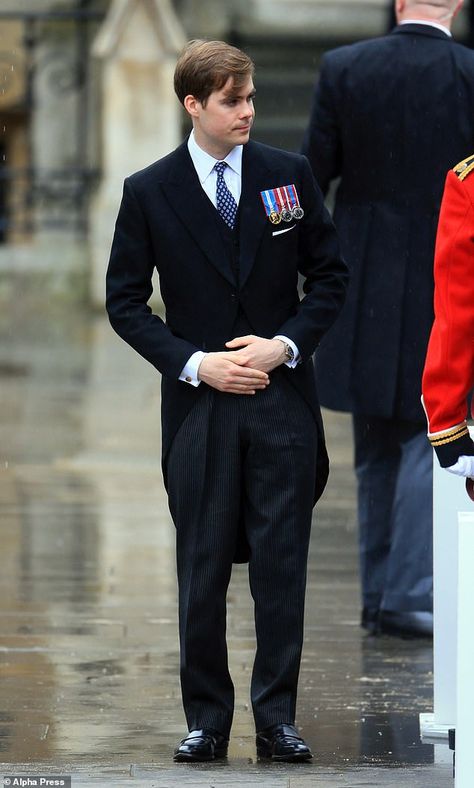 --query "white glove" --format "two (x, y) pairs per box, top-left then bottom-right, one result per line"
(446, 455), (474, 479)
